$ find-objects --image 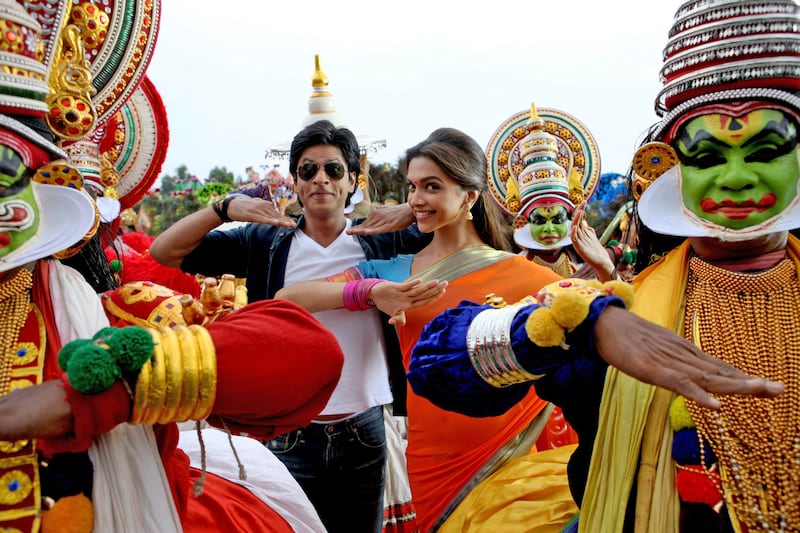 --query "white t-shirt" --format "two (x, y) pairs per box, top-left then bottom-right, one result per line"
(283, 219), (392, 416)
